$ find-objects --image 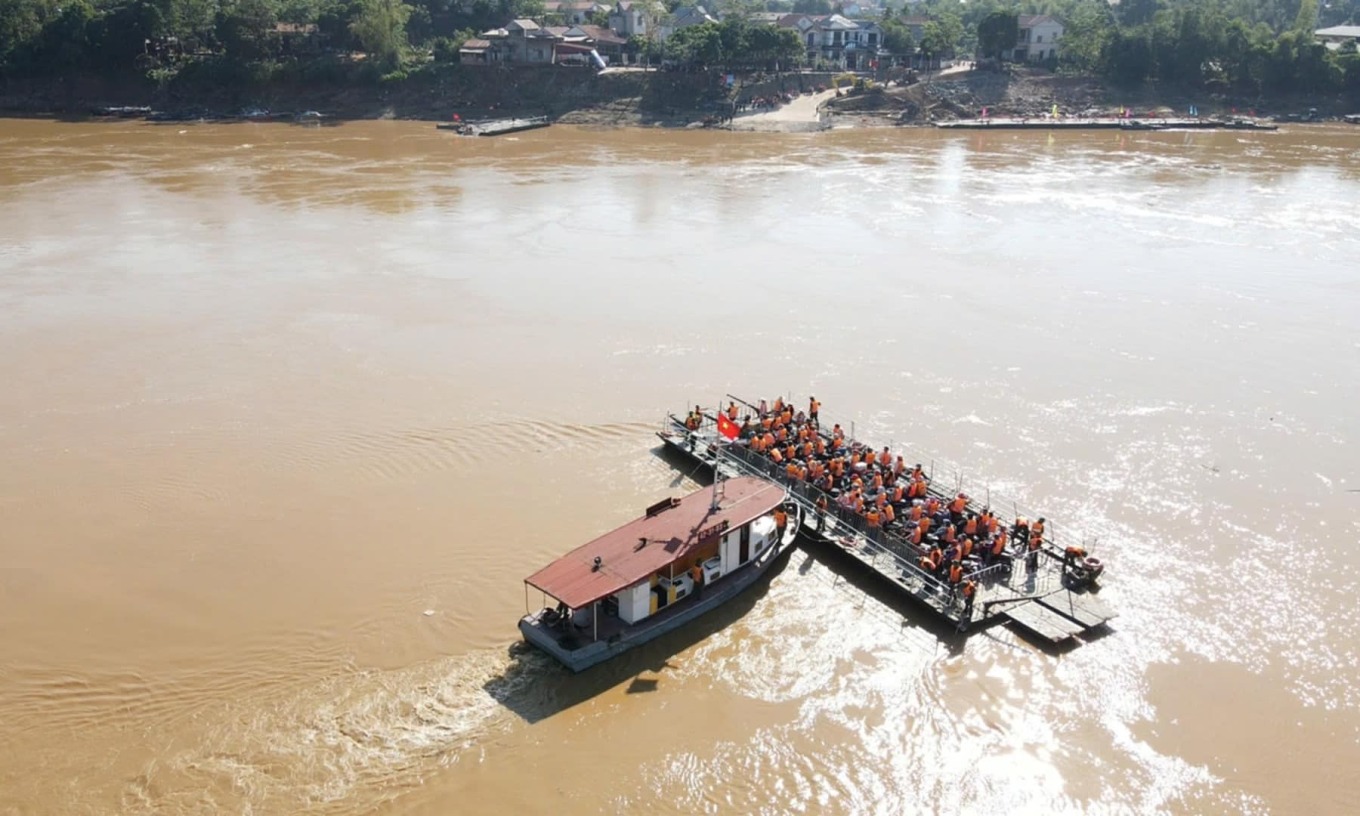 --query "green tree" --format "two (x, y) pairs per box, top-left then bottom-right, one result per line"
(666, 21), (722, 65)
(218, 0), (280, 60)
(349, 0), (411, 68)
(976, 10), (1016, 60)
(879, 17), (914, 55)
(917, 20), (952, 62)
(1291, 0), (1317, 34)
(1101, 26), (1152, 85)
(0, 0), (52, 72)
(37, 0), (95, 71)
(1059, 0), (1114, 73)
